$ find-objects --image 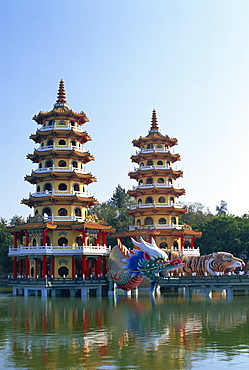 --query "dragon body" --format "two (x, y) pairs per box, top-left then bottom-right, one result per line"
(107, 238), (184, 291)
